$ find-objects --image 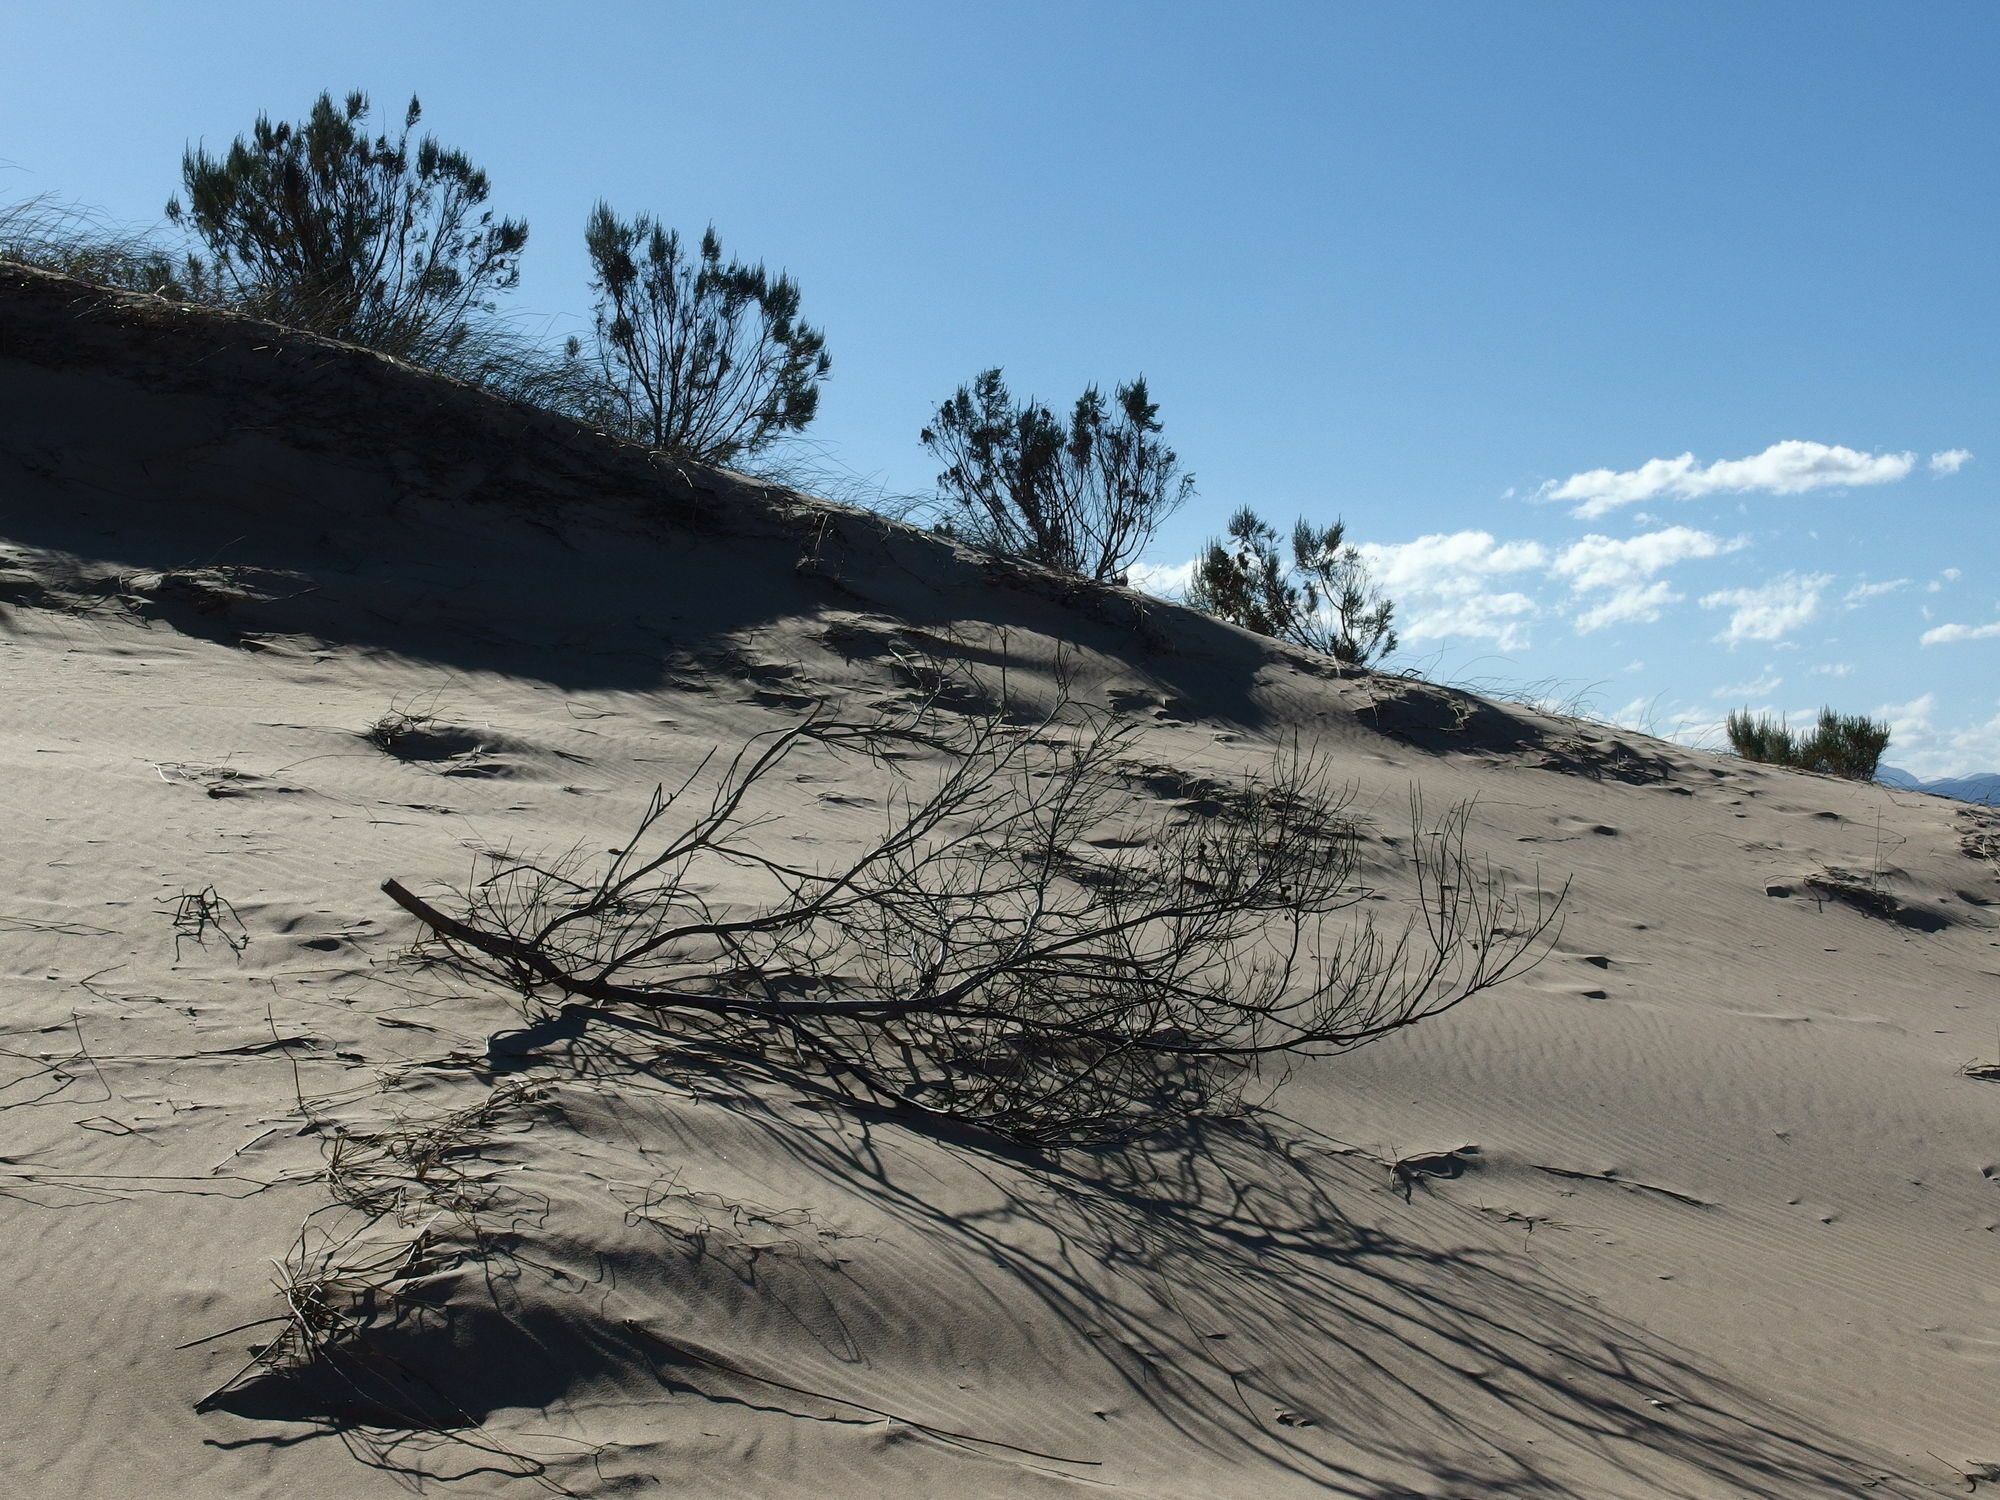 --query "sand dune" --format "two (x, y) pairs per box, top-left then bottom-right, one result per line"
(2, 263), (1995, 1496)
